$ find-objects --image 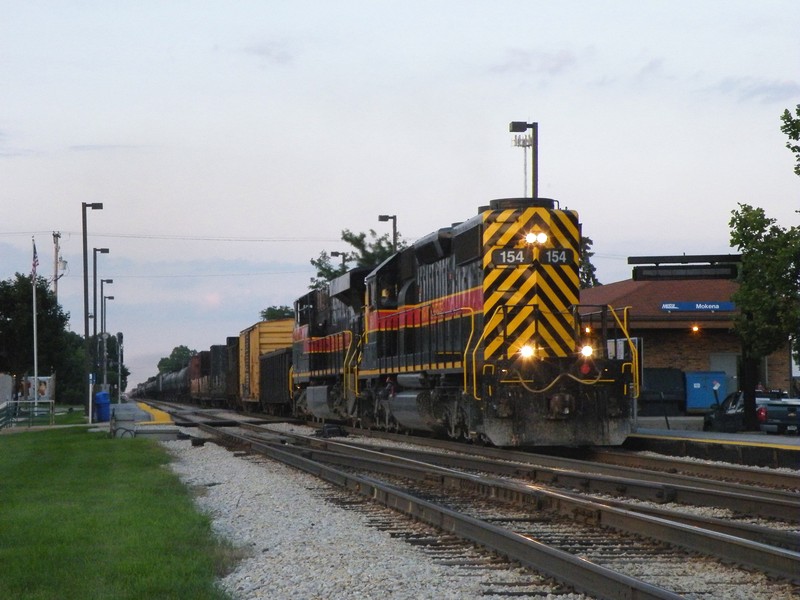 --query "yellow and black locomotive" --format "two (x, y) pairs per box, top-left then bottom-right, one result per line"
(288, 197), (639, 446)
